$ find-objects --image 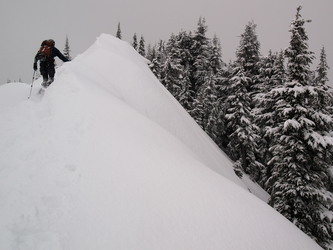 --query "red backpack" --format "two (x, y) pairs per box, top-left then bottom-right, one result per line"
(36, 40), (53, 62)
